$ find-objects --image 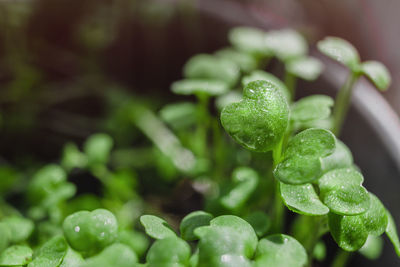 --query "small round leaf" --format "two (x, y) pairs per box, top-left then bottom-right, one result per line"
(146, 237), (190, 265)
(361, 193), (388, 236)
(359, 235), (384, 260)
(215, 48), (258, 73)
(0, 245), (33, 266)
(28, 236), (68, 267)
(280, 183), (329, 216)
(291, 95), (334, 123)
(265, 29), (308, 61)
(321, 140), (353, 172)
(361, 60), (391, 91)
(244, 211), (271, 237)
(228, 27), (270, 56)
(180, 211), (213, 241)
(286, 56), (323, 81)
(171, 79), (229, 96)
(140, 215), (176, 240)
(241, 70), (290, 100)
(317, 37), (360, 71)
